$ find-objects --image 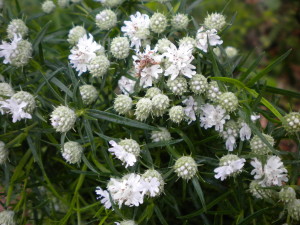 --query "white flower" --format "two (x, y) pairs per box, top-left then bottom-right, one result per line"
(108, 140), (136, 168)
(182, 96), (198, 124)
(0, 33), (22, 64)
(240, 122), (251, 141)
(107, 173), (144, 208)
(121, 12), (150, 50)
(200, 104), (230, 132)
(68, 34), (102, 75)
(225, 136), (236, 151)
(251, 114), (260, 121)
(214, 157), (246, 181)
(141, 177), (160, 197)
(195, 26), (223, 52)
(163, 43), (196, 80)
(251, 156), (288, 187)
(95, 186), (112, 209)
(118, 76), (136, 95)
(133, 45), (163, 88)
(0, 98), (32, 123)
